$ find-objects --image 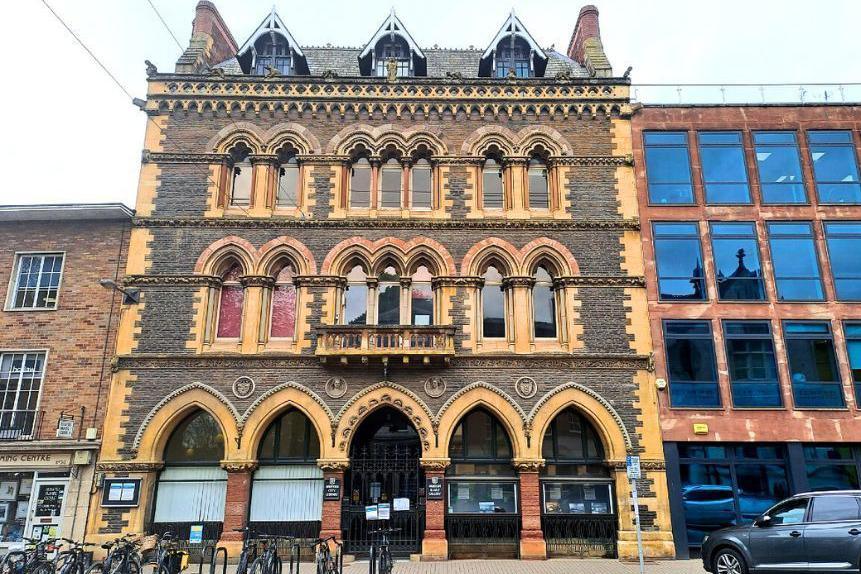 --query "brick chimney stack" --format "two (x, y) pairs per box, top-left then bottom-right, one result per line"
(567, 5), (612, 78)
(175, 1), (238, 74)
